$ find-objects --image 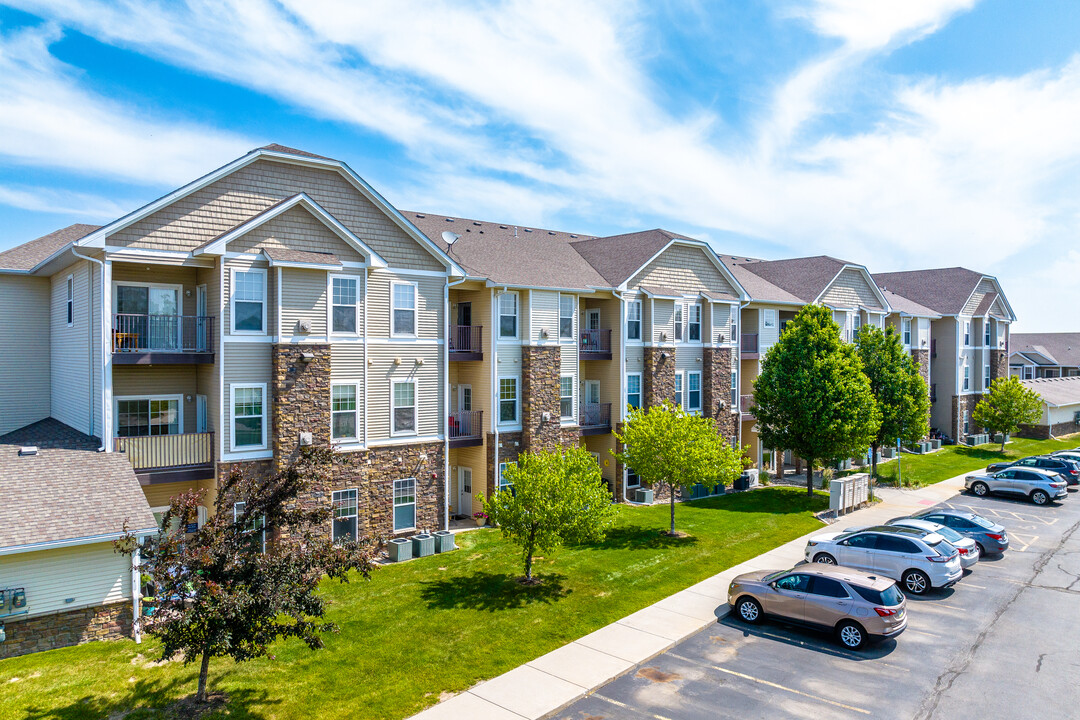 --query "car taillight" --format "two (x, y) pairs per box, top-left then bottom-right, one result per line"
(875, 607), (899, 617)
(1051, 482), (1066, 488)
(986, 533), (1004, 540)
(958, 547), (969, 555)
(926, 555), (948, 563)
